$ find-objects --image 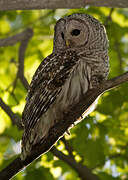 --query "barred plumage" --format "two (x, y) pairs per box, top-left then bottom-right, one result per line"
(21, 13), (109, 160)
